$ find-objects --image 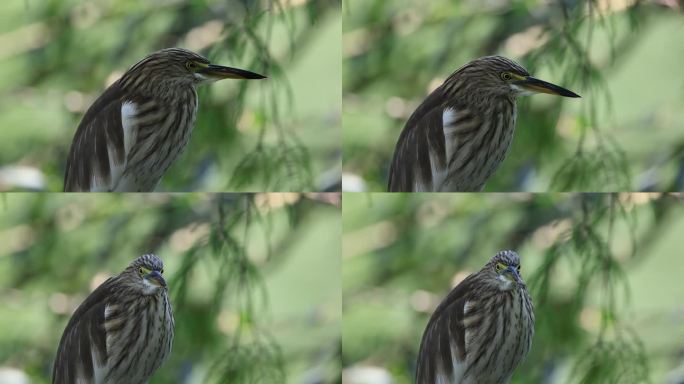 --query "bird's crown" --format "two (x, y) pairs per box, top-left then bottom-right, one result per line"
(481, 56), (529, 75)
(489, 250), (520, 266)
(130, 253), (164, 271)
(143, 48), (209, 64)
